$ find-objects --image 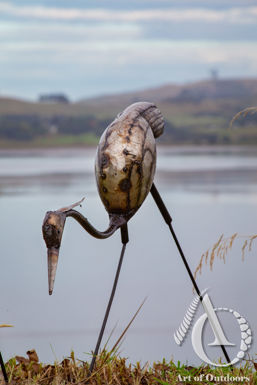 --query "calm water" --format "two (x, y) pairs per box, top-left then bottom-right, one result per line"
(0, 146), (257, 366)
